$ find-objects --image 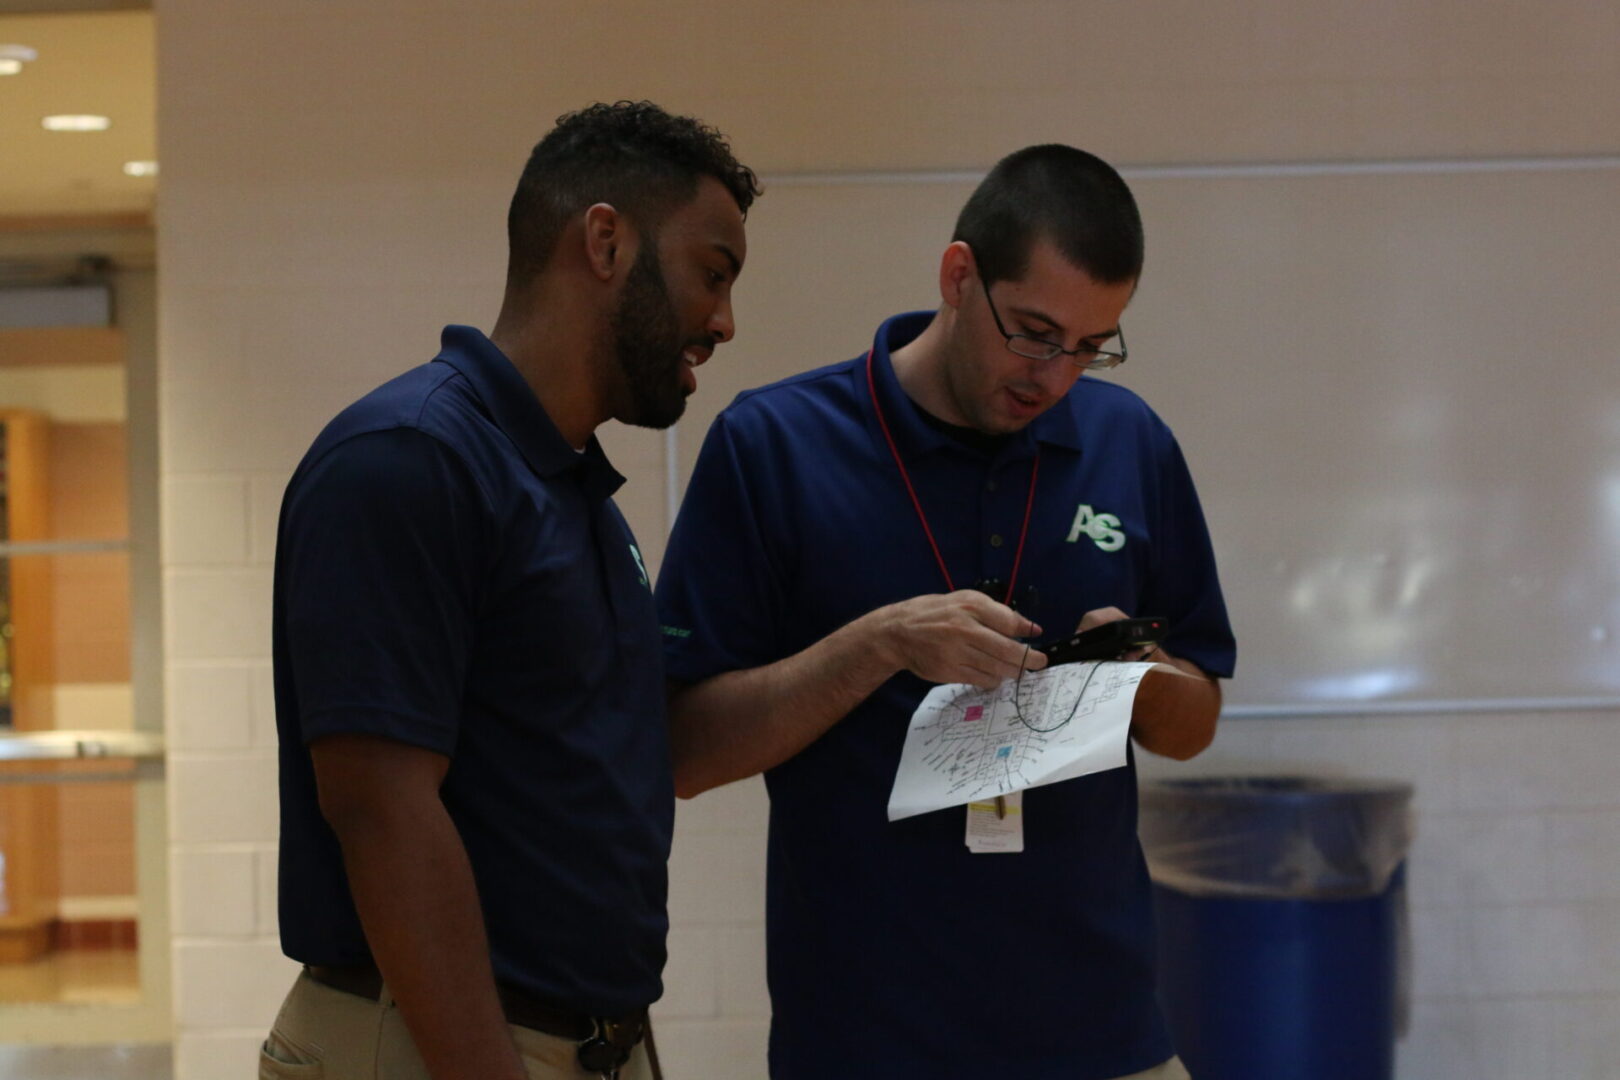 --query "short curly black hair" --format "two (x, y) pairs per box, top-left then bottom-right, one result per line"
(506, 100), (761, 287)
